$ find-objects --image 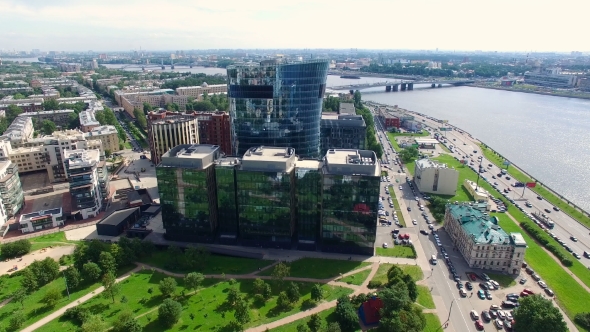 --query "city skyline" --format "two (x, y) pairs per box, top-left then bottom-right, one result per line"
(0, 0), (587, 53)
